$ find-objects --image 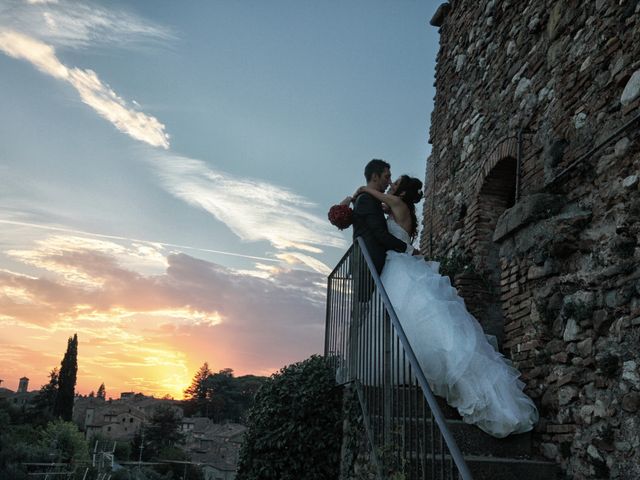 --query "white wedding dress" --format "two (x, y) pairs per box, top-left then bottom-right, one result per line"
(380, 218), (538, 438)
